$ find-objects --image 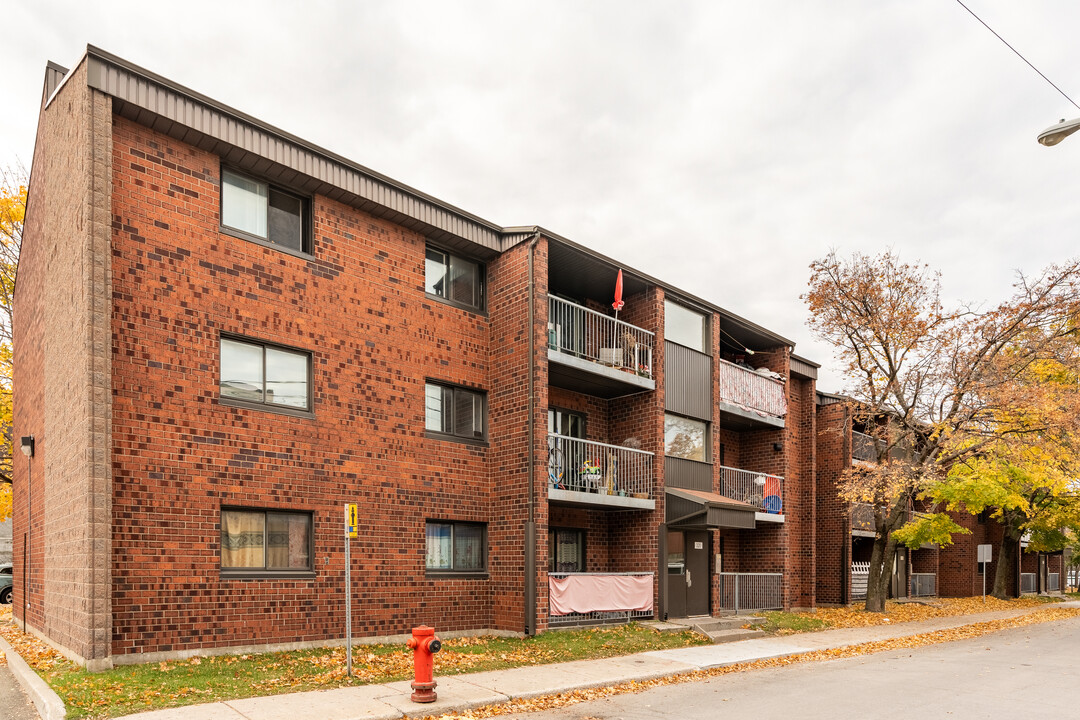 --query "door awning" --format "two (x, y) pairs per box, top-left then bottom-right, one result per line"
(666, 488), (757, 530)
